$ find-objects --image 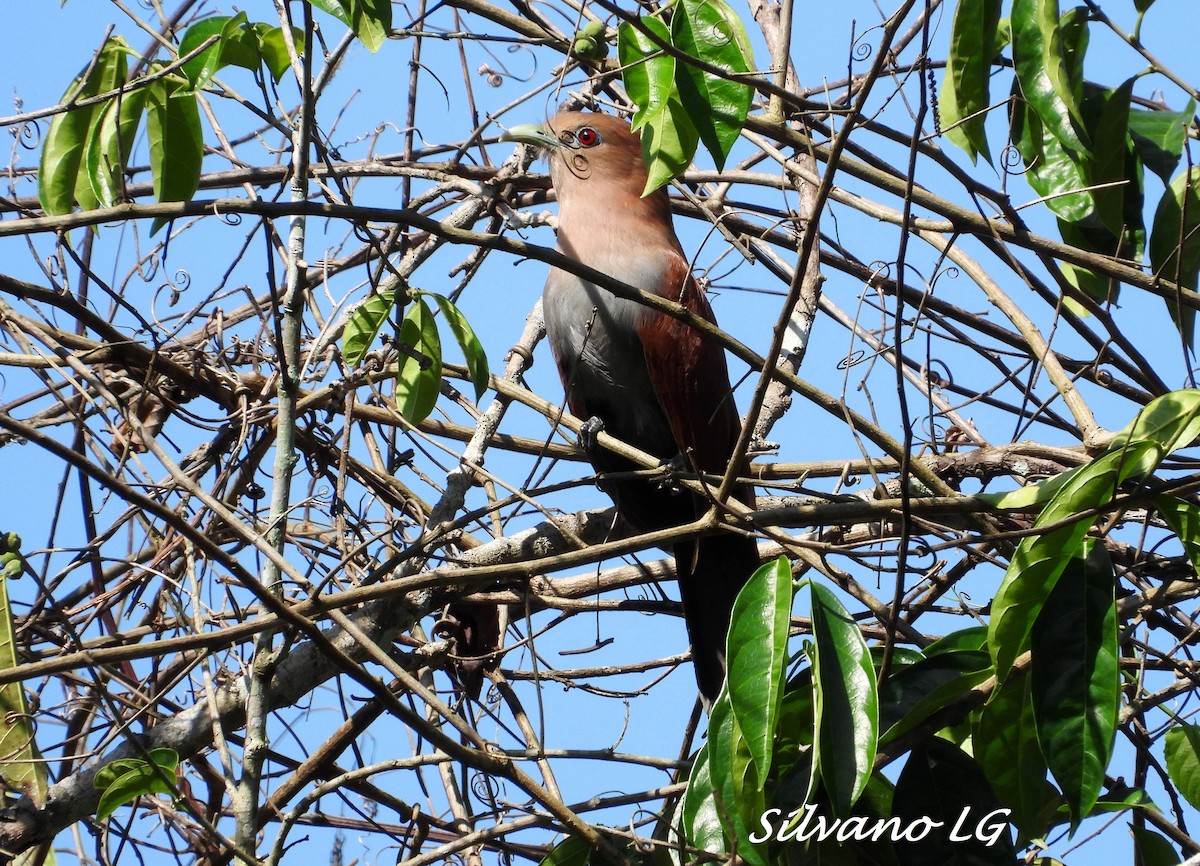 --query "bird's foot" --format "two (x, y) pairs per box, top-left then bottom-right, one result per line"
(579, 416), (606, 451)
(655, 453), (688, 494)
